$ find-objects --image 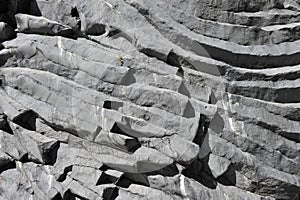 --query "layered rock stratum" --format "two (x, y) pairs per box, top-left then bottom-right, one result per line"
(0, 0), (300, 199)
